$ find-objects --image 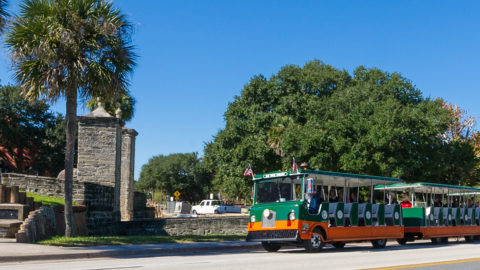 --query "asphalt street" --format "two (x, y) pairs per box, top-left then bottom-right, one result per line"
(2, 240), (480, 270)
